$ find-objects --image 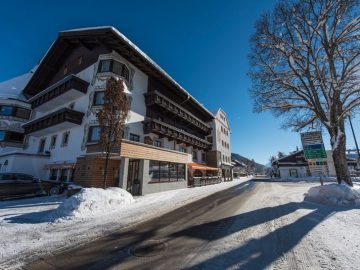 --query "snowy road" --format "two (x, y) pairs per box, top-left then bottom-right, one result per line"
(23, 180), (360, 270)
